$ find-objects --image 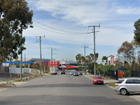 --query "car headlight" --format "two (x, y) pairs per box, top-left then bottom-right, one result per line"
(94, 80), (97, 82)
